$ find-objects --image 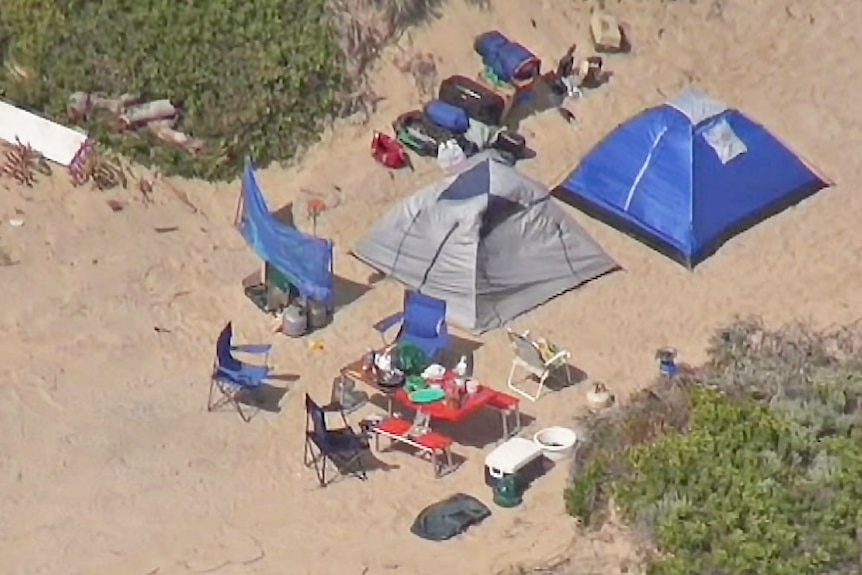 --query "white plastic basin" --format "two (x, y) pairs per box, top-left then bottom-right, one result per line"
(533, 427), (577, 461)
